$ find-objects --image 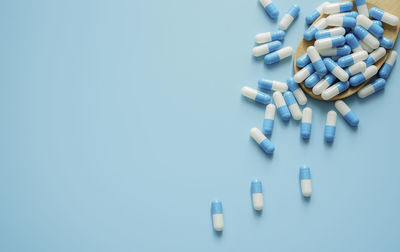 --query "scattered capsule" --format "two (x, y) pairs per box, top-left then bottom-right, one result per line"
(358, 78), (386, 98)
(337, 50), (368, 67)
(306, 1), (329, 25)
(345, 61), (367, 76)
(250, 128), (275, 154)
(296, 53), (311, 68)
(241, 86), (271, 104)
(255, 30), (286, 44)
(263, 104), (276, 135)
(355, 0), (369, 17)
(259, 0), (279, 20)
(287, 77), (307, 105)
(321, 81), (349, 100)
(283, 91), (302, 120)
(359, 40), (374, 53)
(312, 73), (336, 95)
(349, 65), (378, 86)
(315, 27), (346, 39)
(326, 16), (356, 28)
(264, 46), (293, 65)
(324, 110), (337, 142)
(365, 47), (386, 66)
(369, 7), (399, 26)
(301, 107), (312, 139)
(324, 58), (349, 82)
(251, 179), (263, 211)
(345, 33), (363, 53)
(252, 41), (282, 57)
(211, 200), (224, 231)
(353, 26), (380, 49)
(335, 100), (359, 127)
(315, 35), (346, 50)
(258, 79), (288, 92)
(279, 4), (300, 31)
(356, 15), (384, 38)
(379, 50), (398, 79)
(305, 73), (322, 88)
(319, 45), (351, 56)
(324, 1), (353, 14)
(273, 91), (291, 121)
(307, 46), (327, 75)
(294, 63), (315, 83)
(379, 37), (393, 49)
(328, 11), (359, 19)
(304, 18), (328, 41)
(299, 165), (312, 197)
